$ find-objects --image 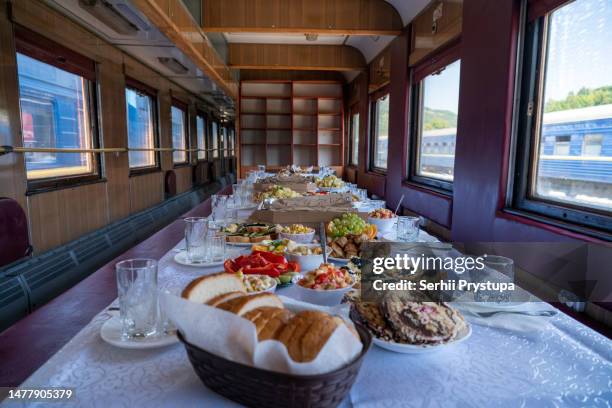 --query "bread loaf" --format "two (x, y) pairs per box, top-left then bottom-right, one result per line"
(275, 311), (342, 363)
(216, 293), (283, 316)
(243, 307), (294, 341)
(181, 272), (246, 304)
